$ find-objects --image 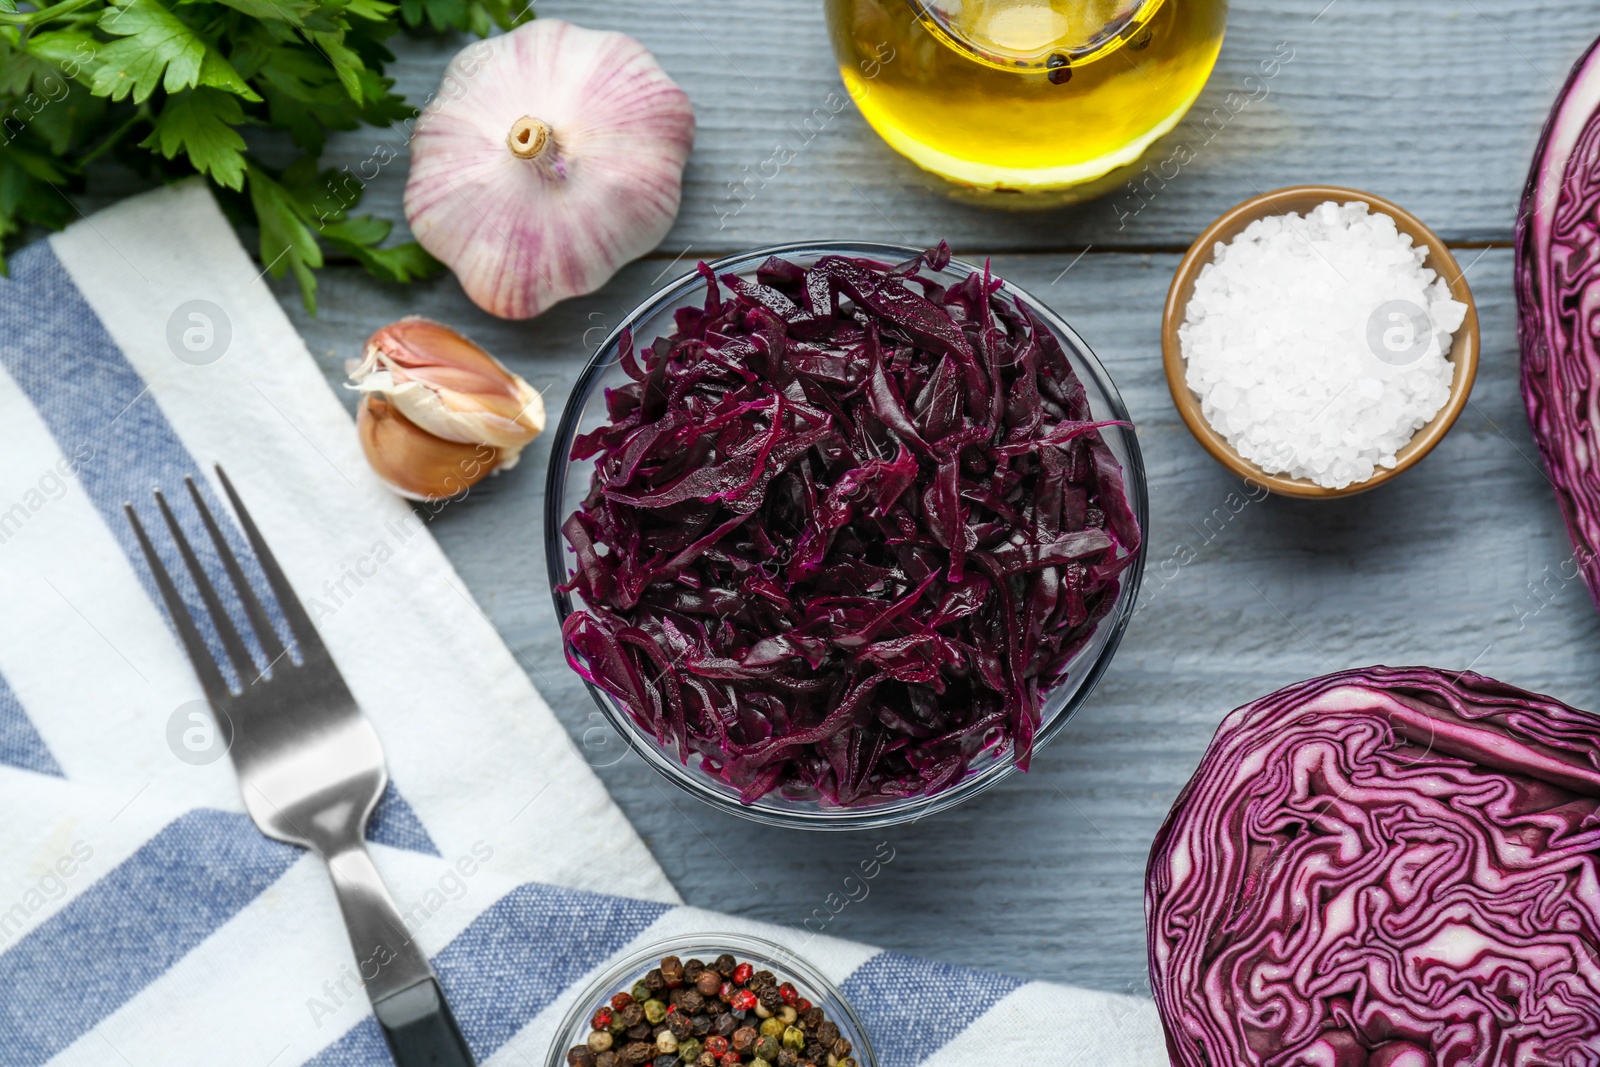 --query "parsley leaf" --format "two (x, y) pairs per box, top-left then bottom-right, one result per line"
(91, 0), (206, 102)
(248, 162), (323, 311)
(400, 0), (531, 34)
(321, 215), (441, 283)
(141, 88), (247, 190)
